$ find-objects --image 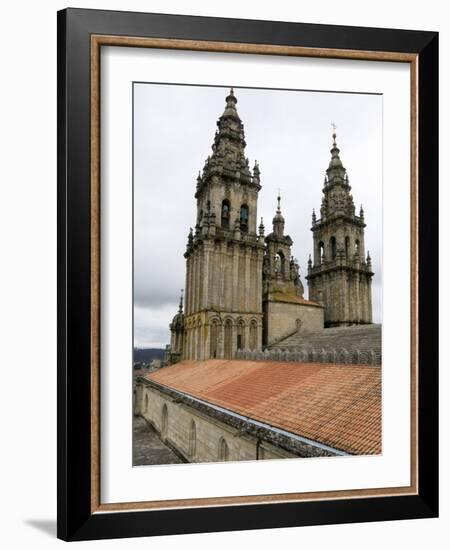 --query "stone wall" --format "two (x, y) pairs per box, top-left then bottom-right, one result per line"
(138, 384), (296, 462)
(136, 379), (339, 462)
(236, 346), (380, 365)
(263, 299), (324, 346)
(184, 311), (264, 361)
